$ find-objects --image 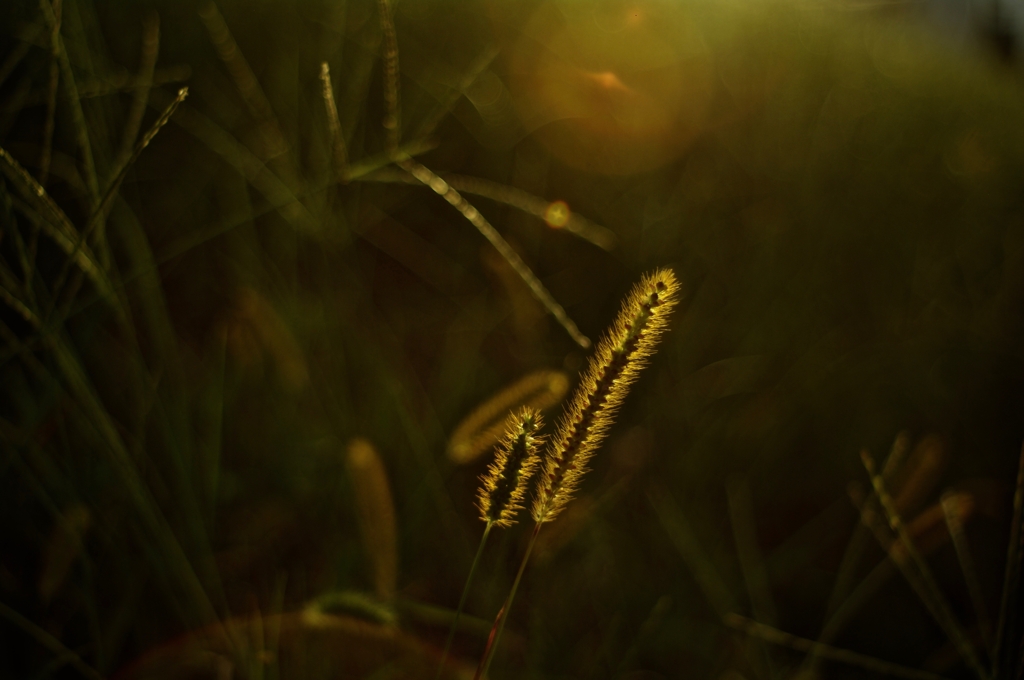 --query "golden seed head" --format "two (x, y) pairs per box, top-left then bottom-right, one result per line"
(478, 408), (544, 528)
(345, 438), (398, 601)
(532, 268), (681, 523)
